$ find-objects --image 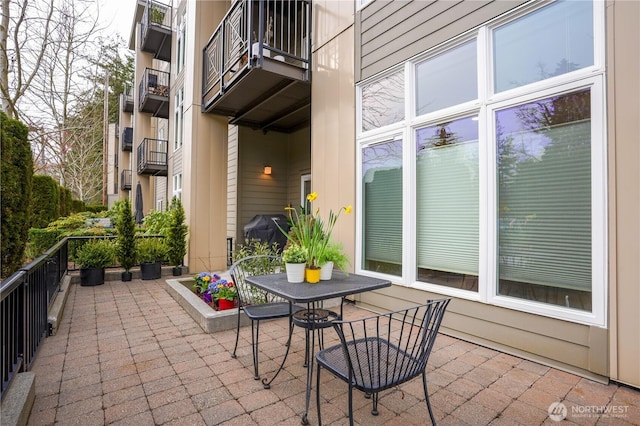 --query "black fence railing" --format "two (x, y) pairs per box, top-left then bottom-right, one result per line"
(137, 138), (168, 175)
(121, 169), (132, 190)
(1, 235), (169, 399)
(120, 84), (134, 113)
(122, 127), (133, 151)
(0, 238), (68, 398)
